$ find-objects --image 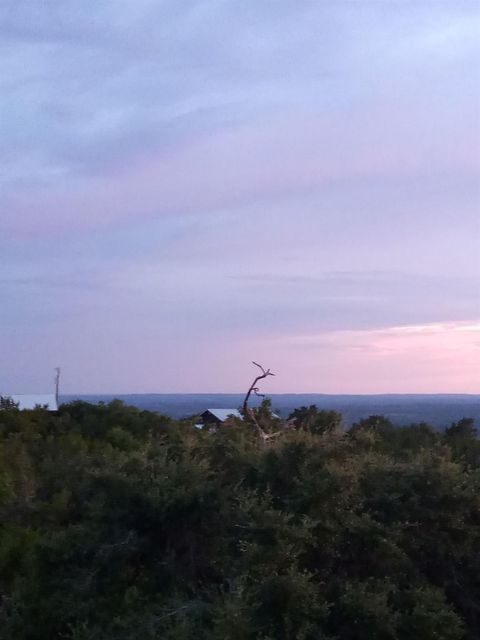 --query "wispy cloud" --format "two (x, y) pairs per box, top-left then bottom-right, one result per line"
(1, 1), (479, 392)
(268, 321), (480, 393)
